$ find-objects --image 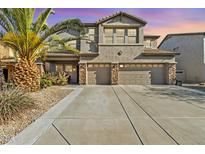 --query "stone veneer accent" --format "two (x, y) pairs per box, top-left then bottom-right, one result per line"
(79, 63), (87, 85)
(111, 63), (119, 85)
(167, 63), (176, 85)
